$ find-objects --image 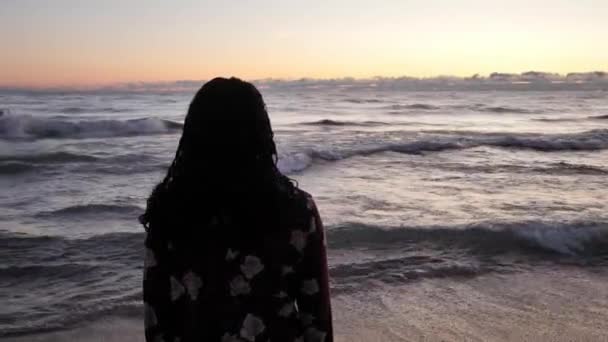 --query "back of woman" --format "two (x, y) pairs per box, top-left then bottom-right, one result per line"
(140, 78), (332, 342)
